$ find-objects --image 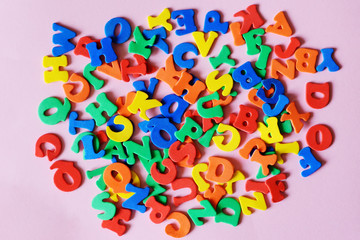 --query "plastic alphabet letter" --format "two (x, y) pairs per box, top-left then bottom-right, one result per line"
(265, 11), (293, 37)
(52, 23), (76, 56)
(298, 146), (321, 177)
(86, 37), (118, 67)
(160, 94), (190, 123)
(106, 115), (134, 142)
(91, 192), (116, 220)
(83, 63), (104, 90)
(239, 138), (267, 159)
(192, 31), (219, 57)
(63, 73), (91, 103)
(43, 55), (69, 83)
(175, 117), (203, 142)
(270, 59), (296, 80)
(294, 48), (319, 73)
(205, 70), (233, 96)
(232, 61), (262, 89)
(306, 124), (333, 151)
(242, 28), (265, 55)
(171, 178), (198, 206)
(197, 92), (224, 119)
(97, 60), (122, 81)
(80, 134), (105, 160)
(151, 158), (177, 185)
(127, 91), (162, 121)
(146, 117), (178, 149)
(74, 36), (99, 58)
(262, 94), (289, 117)
(173, 42), (199, 69)
(101, 207), (132, 236)
(128, 27), (156, 59)
(35, 133), (62, 161)
(306, 82), (330, 109)
(213, 123), (241, 152)
(50, 160), (82, 192)
(274, 37), (301, 59)
(143, 27), (169, 54)
(316, 48), (340, 72)
(215, 197), (241, 226)
(275, 141), (299, 164)
(133, 78), (159, 98)
(123, 136), (152, 165)
(187, 200), (217, 226)
(104, 17), (132, 44)
(232, 104), (259, 134)
(38, 97), (71, 125)
(250, 150), (277, 176)
(165, 212), (191, 238)
(173, 72), (206, 104)
(169, 141), (197, 166)
(145, 196), (171, 224)
(205, 156), (234, 183)
(171, 9), (197, 36)
(258, 117), (284, 144)
(204, 10), (229, 34)
(148, 8), (173, 31)
(280, 101), (311, 133)
(122, 183), (150, 213)
(103, 162), (132, 193)
(209, 45), (236, 69)
(233, 4), (265, 34)
(257, 78), (285, 105)
(85, 92), (118, 126)
(192, 163), (210, 192)
(238, 192), (267, 215)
